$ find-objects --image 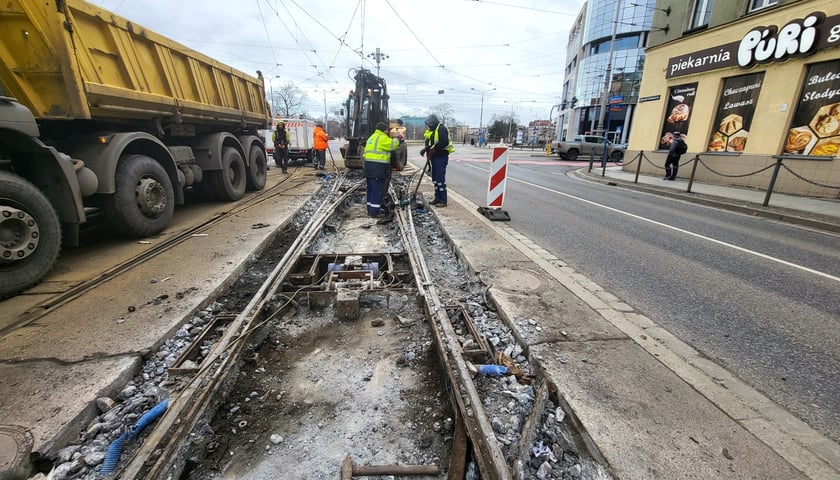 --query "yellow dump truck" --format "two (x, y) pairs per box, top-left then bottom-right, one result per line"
(0, 0), (270, 298)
